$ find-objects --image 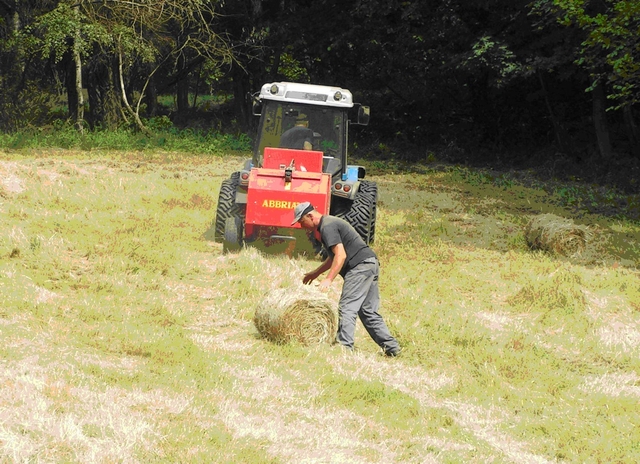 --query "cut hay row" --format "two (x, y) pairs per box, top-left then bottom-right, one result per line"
(254, 286), (338, 346)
